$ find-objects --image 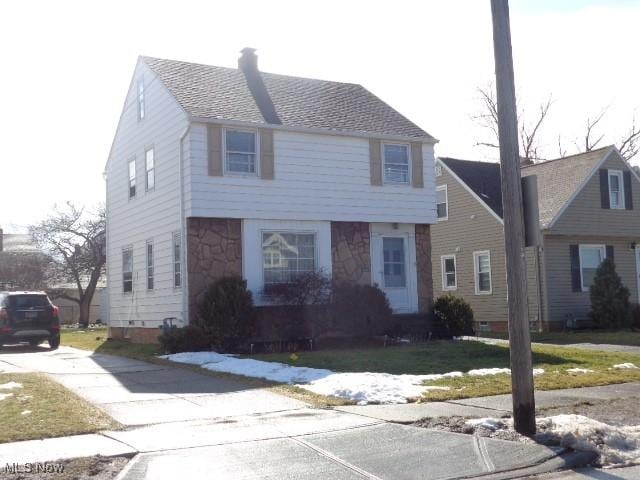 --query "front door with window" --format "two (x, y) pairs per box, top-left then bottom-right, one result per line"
(370, 224), (418, 313)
